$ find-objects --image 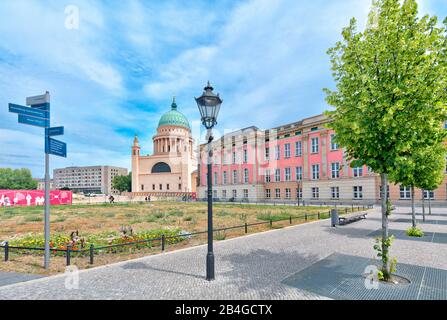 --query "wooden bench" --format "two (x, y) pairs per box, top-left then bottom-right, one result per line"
(338, 212), (368, 225)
